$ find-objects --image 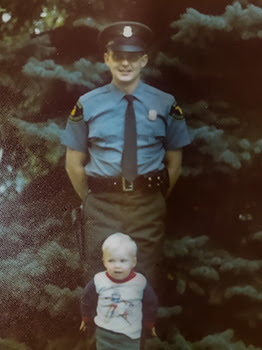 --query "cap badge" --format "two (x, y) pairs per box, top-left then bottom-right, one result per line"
(148, 109), (157, 121)
(123, 26), (133, 38)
